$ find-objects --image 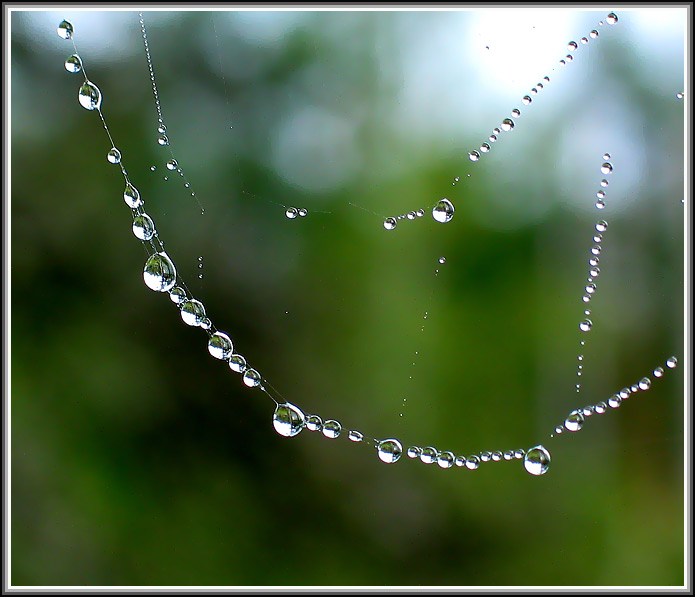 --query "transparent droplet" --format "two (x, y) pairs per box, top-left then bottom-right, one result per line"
(595, 220), (608, 233)
(589, 256), (600, 267)
(297, 208), (308, 217)
(57, 20), (74, 40)
(432, 199), (455, 223)
(491, 451), (502, 462)
(143, 252), (177, 293)
(521, 95), (532, 105)
(157, 124), (167, 134)
(607, 395), (622, 409)
(78, 82), (102, 111)
(530, 87), (538, 95)
(465, 456), (480, 470)
(123, 182), (142, 209)
(285, 207), (298, 219)
(523, 445), (551, 476)
(511, 108), (521, 118)
(208, 331), (233, 360)
(479, 143), (490, 153)
(596, 190), (606, 200)
(383, 217), (397, 230)
(568, 41), (578, 51)
(107, 148), (121, 164)
(228, 354), (247, 374)
(322, 420), (341, 439)
(420, 447), (437, 464)
(489, 134), (497, 143)
(468, 150), (480, 162)
(638, 377), (651, 391)
(500, 118), (515, 132)
(437, 451), (455, 469)
(348, 430), (363, 442)
(590, 245), (602, 256)
(579, 319), (592, 332)
(583, 406), (595, 416)
(132, 214), (155, 241)
(666, 356), (678, 368)
(242, 368), (262, 388)
(585, 283), (596, 295)
(407, 446), (421, 459)
(589, 266), (600, 278)
(157, 135), (169, 146)
(416, 209), (425, 217)
(594, 402), (607, 414)
(564, 410), (584, 432)
(455, 456), (466, 467)
(168, 286), (186, 304)
(554, 426), (564, 434)
(606, 12), (618, 25)
(581, 37), (589, 44)
(438, 257), (446, 264)
(590, 30), (599, 39)
(514, 449), (525, 459)
(676, 92), (684, 99)
(559, 59), (566, 66)
(493, 127), (501, 135)
(653, 367), (664, 378)
(619, 388), (631, 399)
(479, 451), (492, 462)
(180, 299), (206, 327)
(306, 415), (323, 432)
(64, 54), (82, 73)
(377, 439), (403, 464)
(565, 54), (573, 62)
(503, 451), (513, 461)
(595, 199), (606, 210)
(166, 159), (178, 171)
(273, 403), (306, 438)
